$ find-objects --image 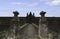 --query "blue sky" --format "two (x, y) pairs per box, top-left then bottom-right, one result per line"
(0, 0), (60, 17)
